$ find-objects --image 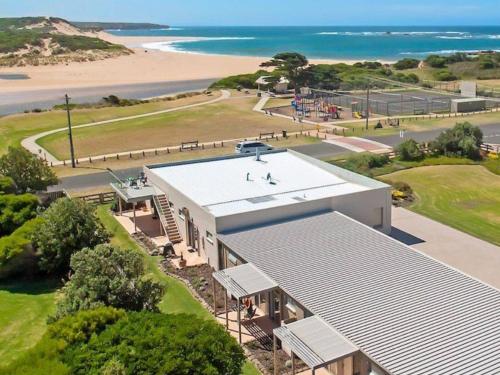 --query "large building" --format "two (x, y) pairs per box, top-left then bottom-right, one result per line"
(144, 149), (392, 269)
(139, 148), (500, 375)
